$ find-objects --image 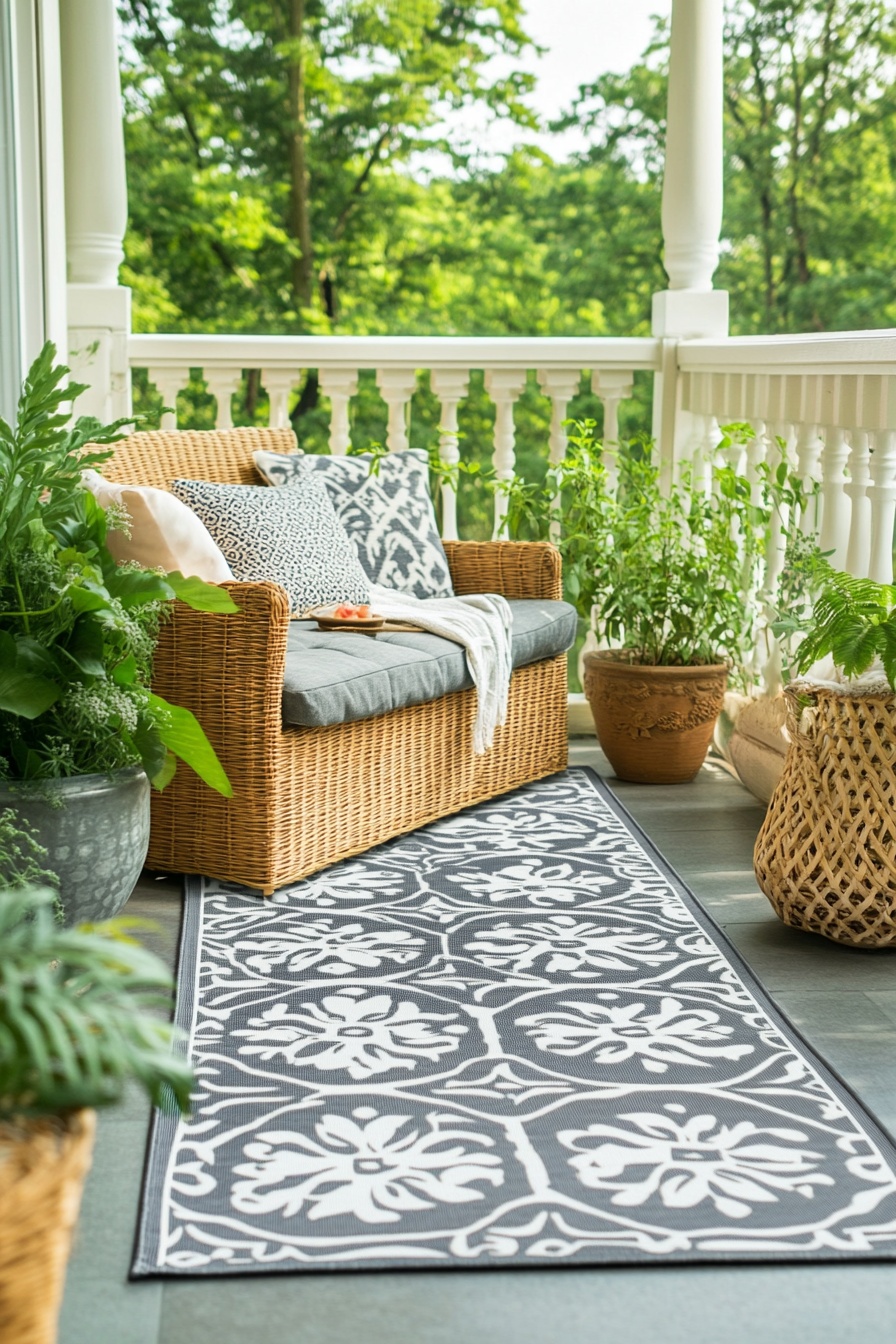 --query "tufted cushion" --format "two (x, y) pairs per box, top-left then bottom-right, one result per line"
(254, 448), (453, 600)
(170, 475), (369, 615)
(281, 599), (578, 728)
